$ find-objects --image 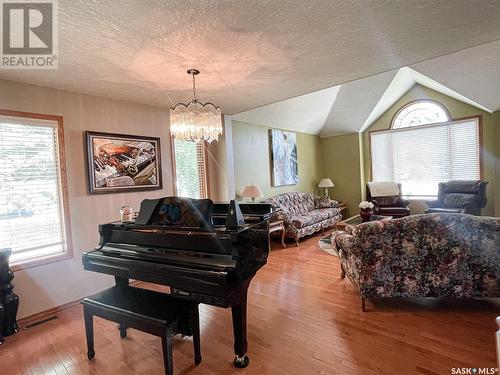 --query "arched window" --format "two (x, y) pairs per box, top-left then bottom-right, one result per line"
(392, 100), (450, 129)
